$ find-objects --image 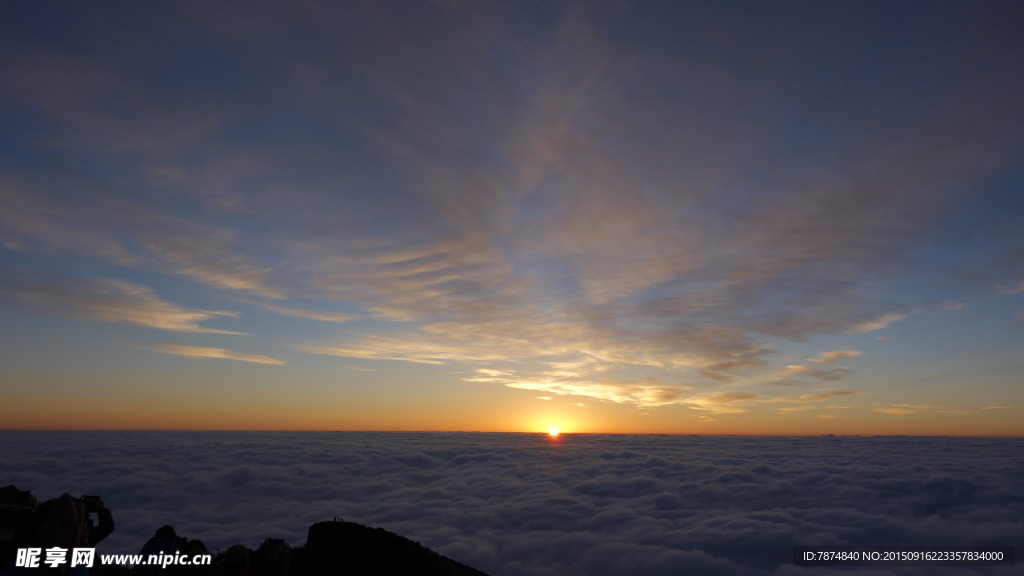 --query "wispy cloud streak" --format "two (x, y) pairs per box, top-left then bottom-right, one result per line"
(0, 276), (244, 335)
(146, 343), (286, 365)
